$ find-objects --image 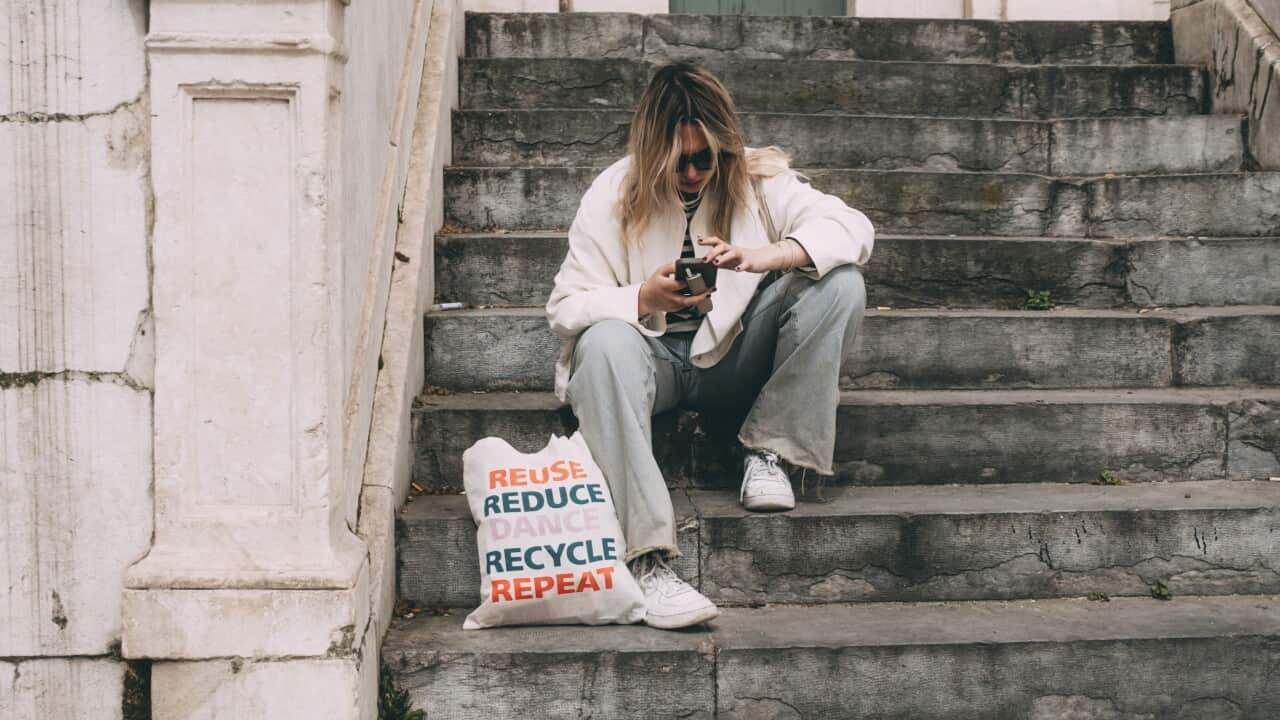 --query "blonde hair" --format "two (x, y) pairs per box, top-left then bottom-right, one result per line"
(618, 62), (791, 246)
